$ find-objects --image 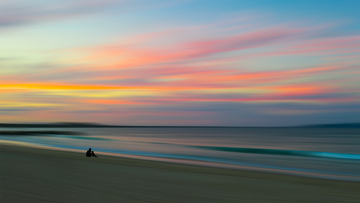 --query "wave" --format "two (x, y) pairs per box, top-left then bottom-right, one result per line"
(113, 139), (360, 161)
(112, 139), (360, 161)
(50, 134), (111, 140)
(195, 146), (360, 160)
